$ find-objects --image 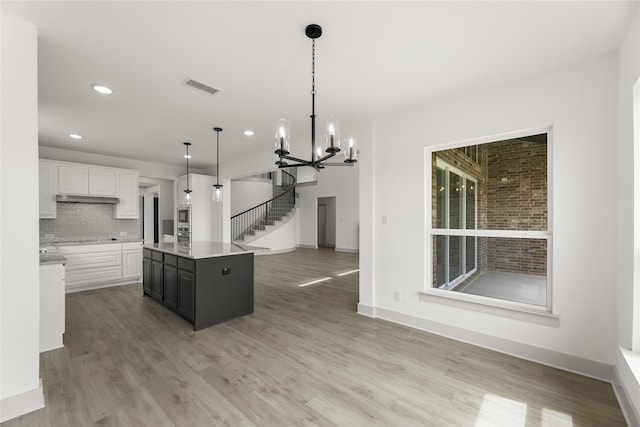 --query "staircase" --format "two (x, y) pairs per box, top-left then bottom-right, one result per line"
(231, 171), (296, 247)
